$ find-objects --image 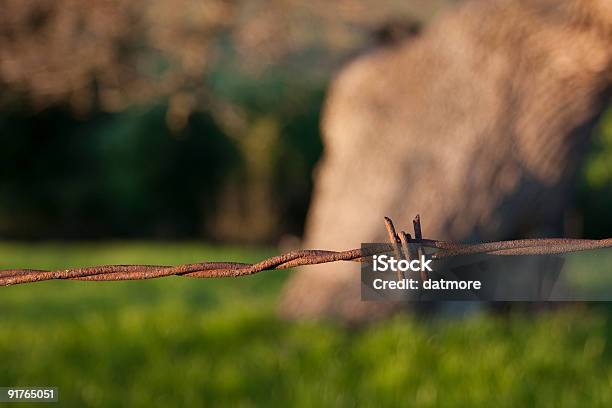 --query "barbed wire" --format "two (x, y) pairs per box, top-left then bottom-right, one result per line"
(1, 215), (611, 287)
